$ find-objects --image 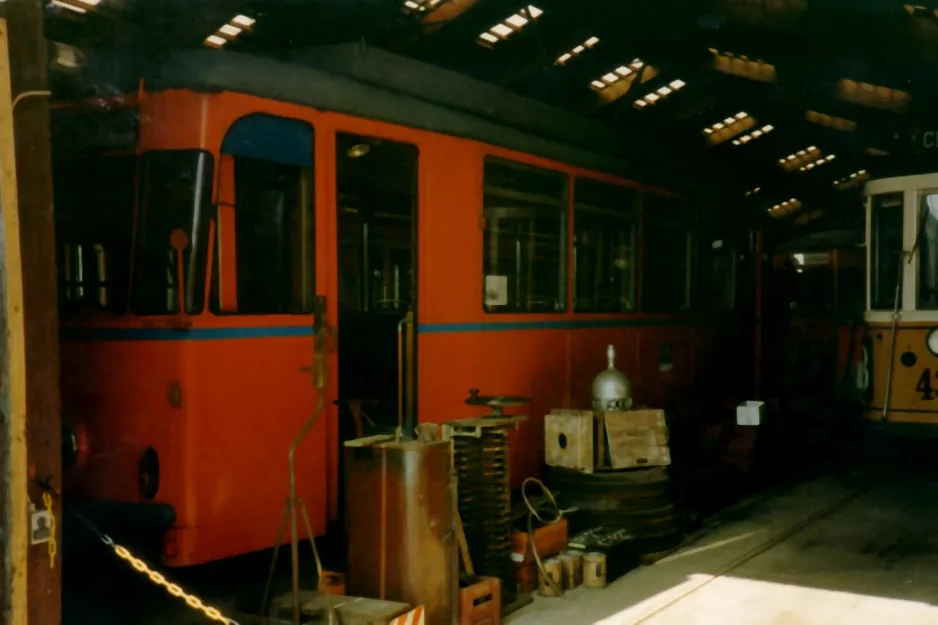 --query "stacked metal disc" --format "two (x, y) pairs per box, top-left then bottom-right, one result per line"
(452, 424), (515, 606)
(544, 465), (680, 554)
